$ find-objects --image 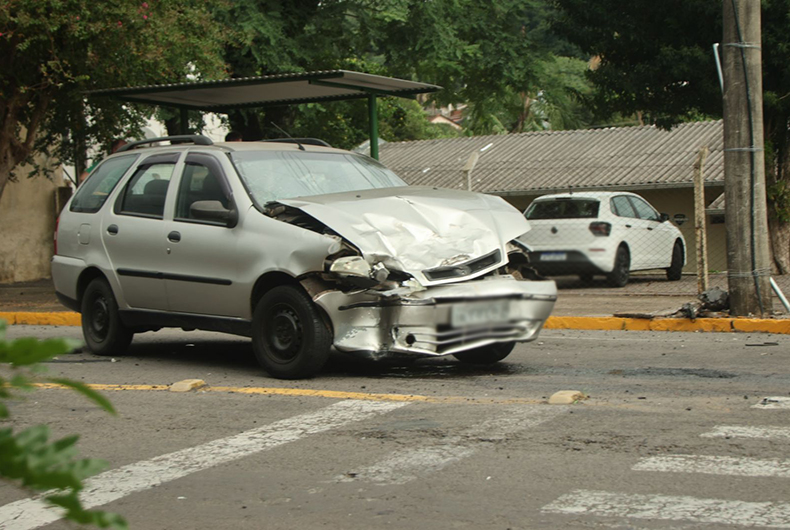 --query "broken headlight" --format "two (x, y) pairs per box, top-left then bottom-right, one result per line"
(329, 256), (390, 289)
